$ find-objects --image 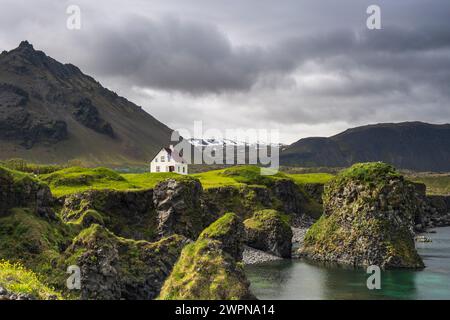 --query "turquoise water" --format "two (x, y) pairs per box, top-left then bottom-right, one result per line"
(245, 227), (450, 300)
